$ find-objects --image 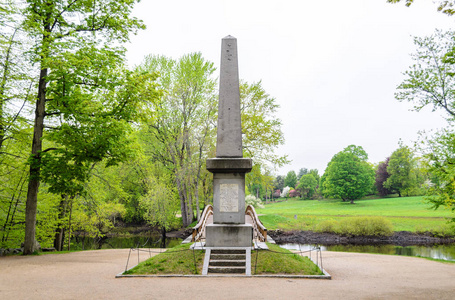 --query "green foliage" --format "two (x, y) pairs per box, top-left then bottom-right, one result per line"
(314, 217), (394, 237)
(395, 30), (455, 120)
(0, 127), (31, 248)
(17, 0), (147, 254)
(240, 80), (289, 167)
(245, 194), (264, 209)
(419, 129), (455, 222)
(138, 52), (217, 227)
(273, 175), (285, 191)
(384, 144), (419, 197)
(297, 174), (318, 199)
(322, 145), (375, 203)
(415, 223), (455, 238)
(139, 175), (180, 232)
(284, 170), (297, 189)
(246, 164), (274, 200)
